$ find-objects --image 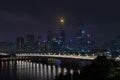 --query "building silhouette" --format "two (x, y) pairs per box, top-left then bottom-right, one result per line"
(16, 36), (24, 52)
(25, 34), (36, 52)
(36, 35), (43, 52)
(75, 23), (94, 53)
